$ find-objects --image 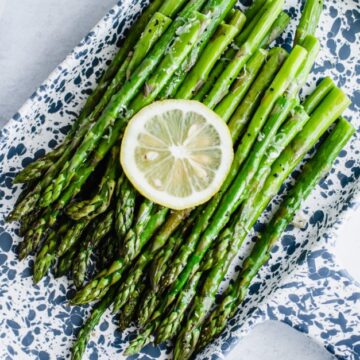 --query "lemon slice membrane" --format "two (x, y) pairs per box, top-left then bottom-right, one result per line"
(121, 100), (233, 210)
